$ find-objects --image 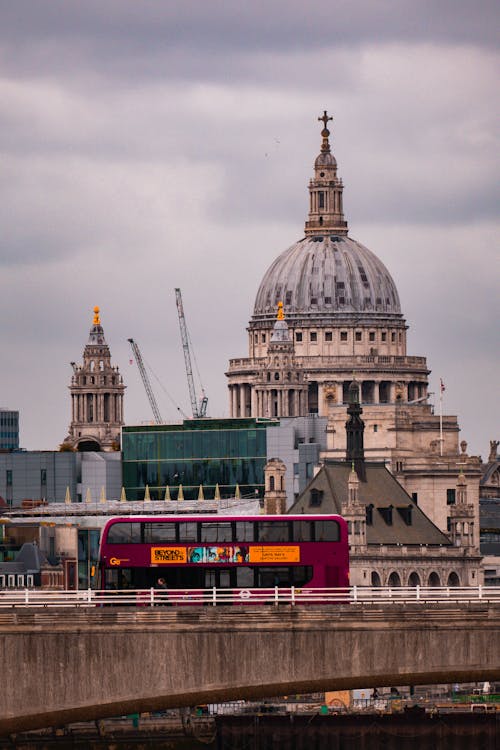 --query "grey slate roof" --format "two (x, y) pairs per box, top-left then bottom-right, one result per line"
(289, 461), (452, 547)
